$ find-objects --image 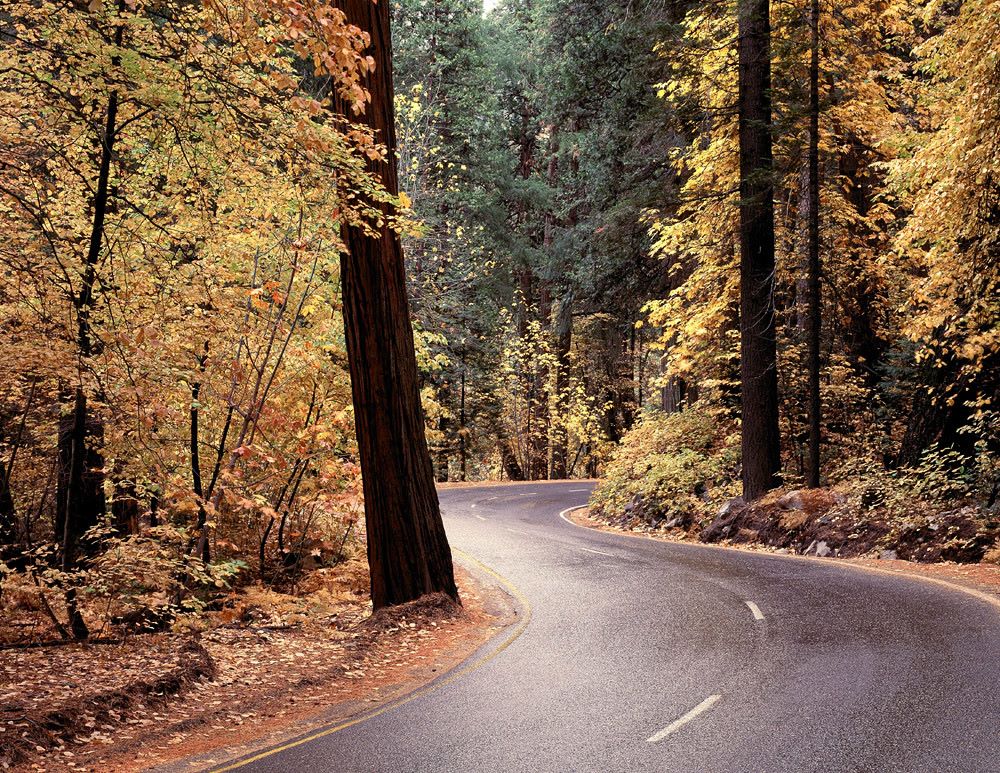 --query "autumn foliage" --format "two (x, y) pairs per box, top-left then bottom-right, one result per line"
(3, 0), (999, 640)
(593, 0), (999, 548)
(0, 0), (401, 640)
